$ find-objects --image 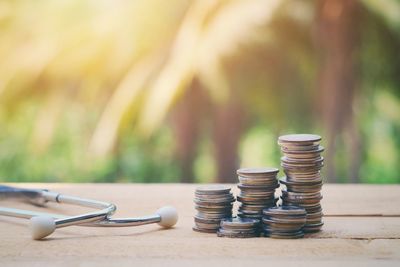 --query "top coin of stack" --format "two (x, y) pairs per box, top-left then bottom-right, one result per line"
(236, 167), (279, 220)
(193, 185), (234, 233)
(278, 134), (324, 233)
